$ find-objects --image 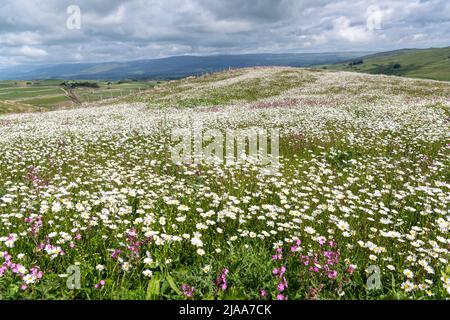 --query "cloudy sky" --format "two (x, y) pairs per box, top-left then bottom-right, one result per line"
(0, 0), (449, 67)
